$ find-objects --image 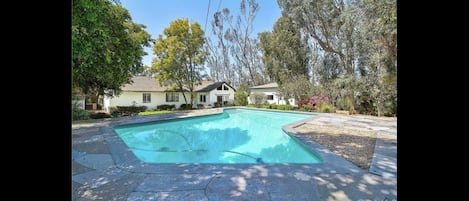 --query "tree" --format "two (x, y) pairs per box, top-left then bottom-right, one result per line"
(234, 87), (249, 106)
(355, 0), (397, 116)
(277, 75), (316, 104)
(207, 0), (268, 88)
(277, 0), (360, 112)
(72, 0), (151, 96)
(274, 0), (396, 116)
(259, 15), (309, 85)
(152, 19), (207, 109)
(206, 8), (234, 83)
